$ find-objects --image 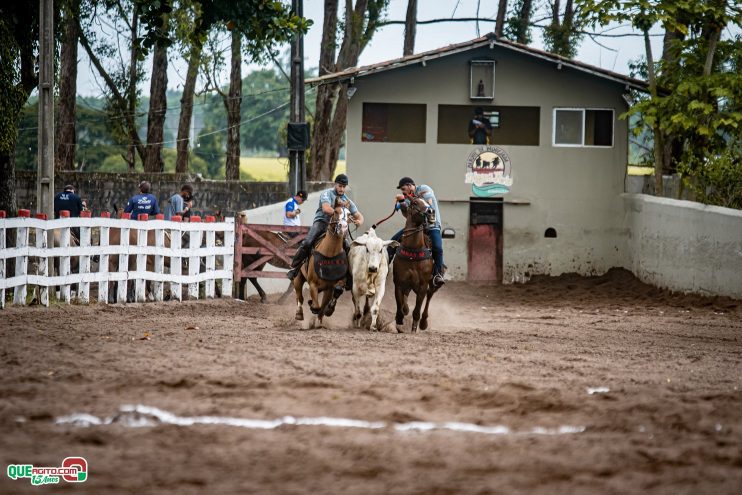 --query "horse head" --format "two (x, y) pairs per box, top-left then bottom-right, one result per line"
(403, 197), (430, 228)
(329, 198), (350, 237)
